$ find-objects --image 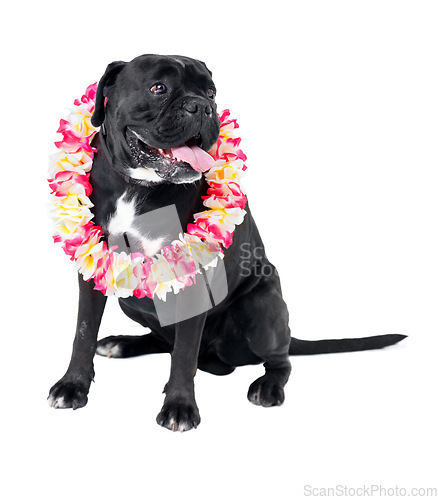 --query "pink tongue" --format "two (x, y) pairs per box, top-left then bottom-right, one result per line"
(170, 145), (214, 172)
